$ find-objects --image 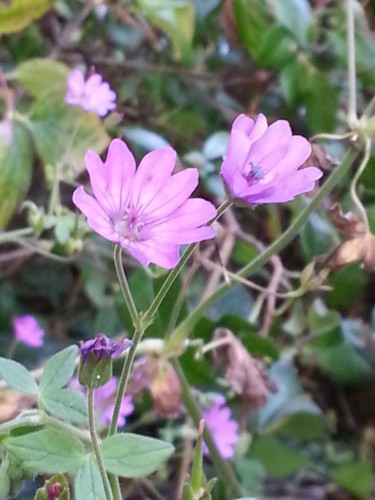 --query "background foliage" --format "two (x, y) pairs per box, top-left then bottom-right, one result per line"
(1, 0), (375, 498)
